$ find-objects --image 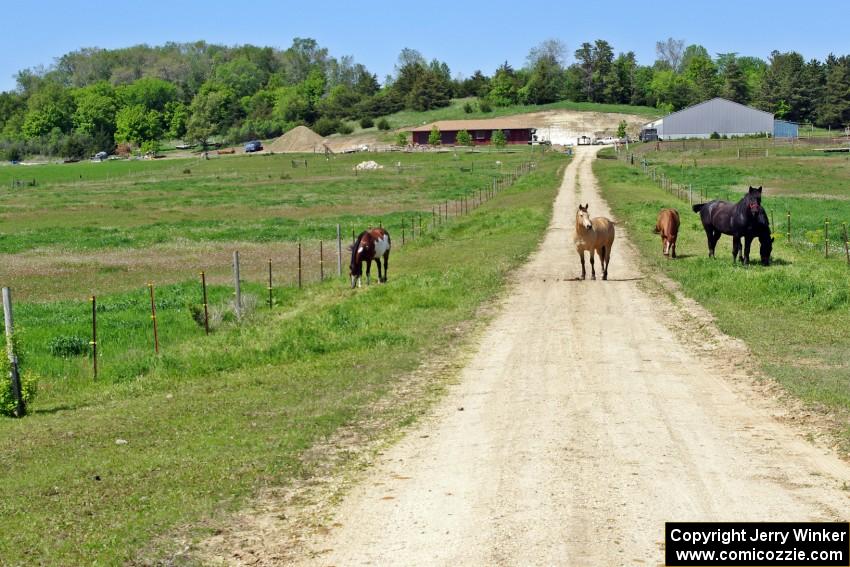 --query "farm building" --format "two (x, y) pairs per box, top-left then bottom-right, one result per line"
(409, 119), (535, 146)
(641, 98), (797, 140)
